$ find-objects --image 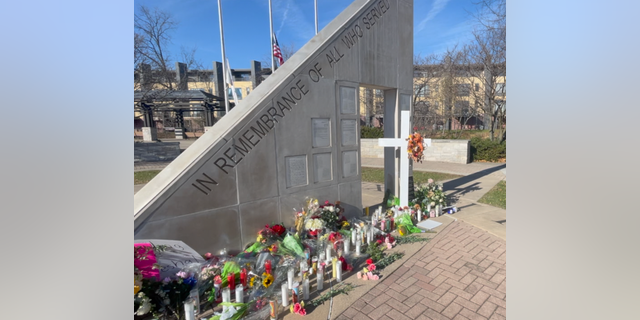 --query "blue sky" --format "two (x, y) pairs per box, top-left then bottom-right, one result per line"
(134, 0), (479, 69)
